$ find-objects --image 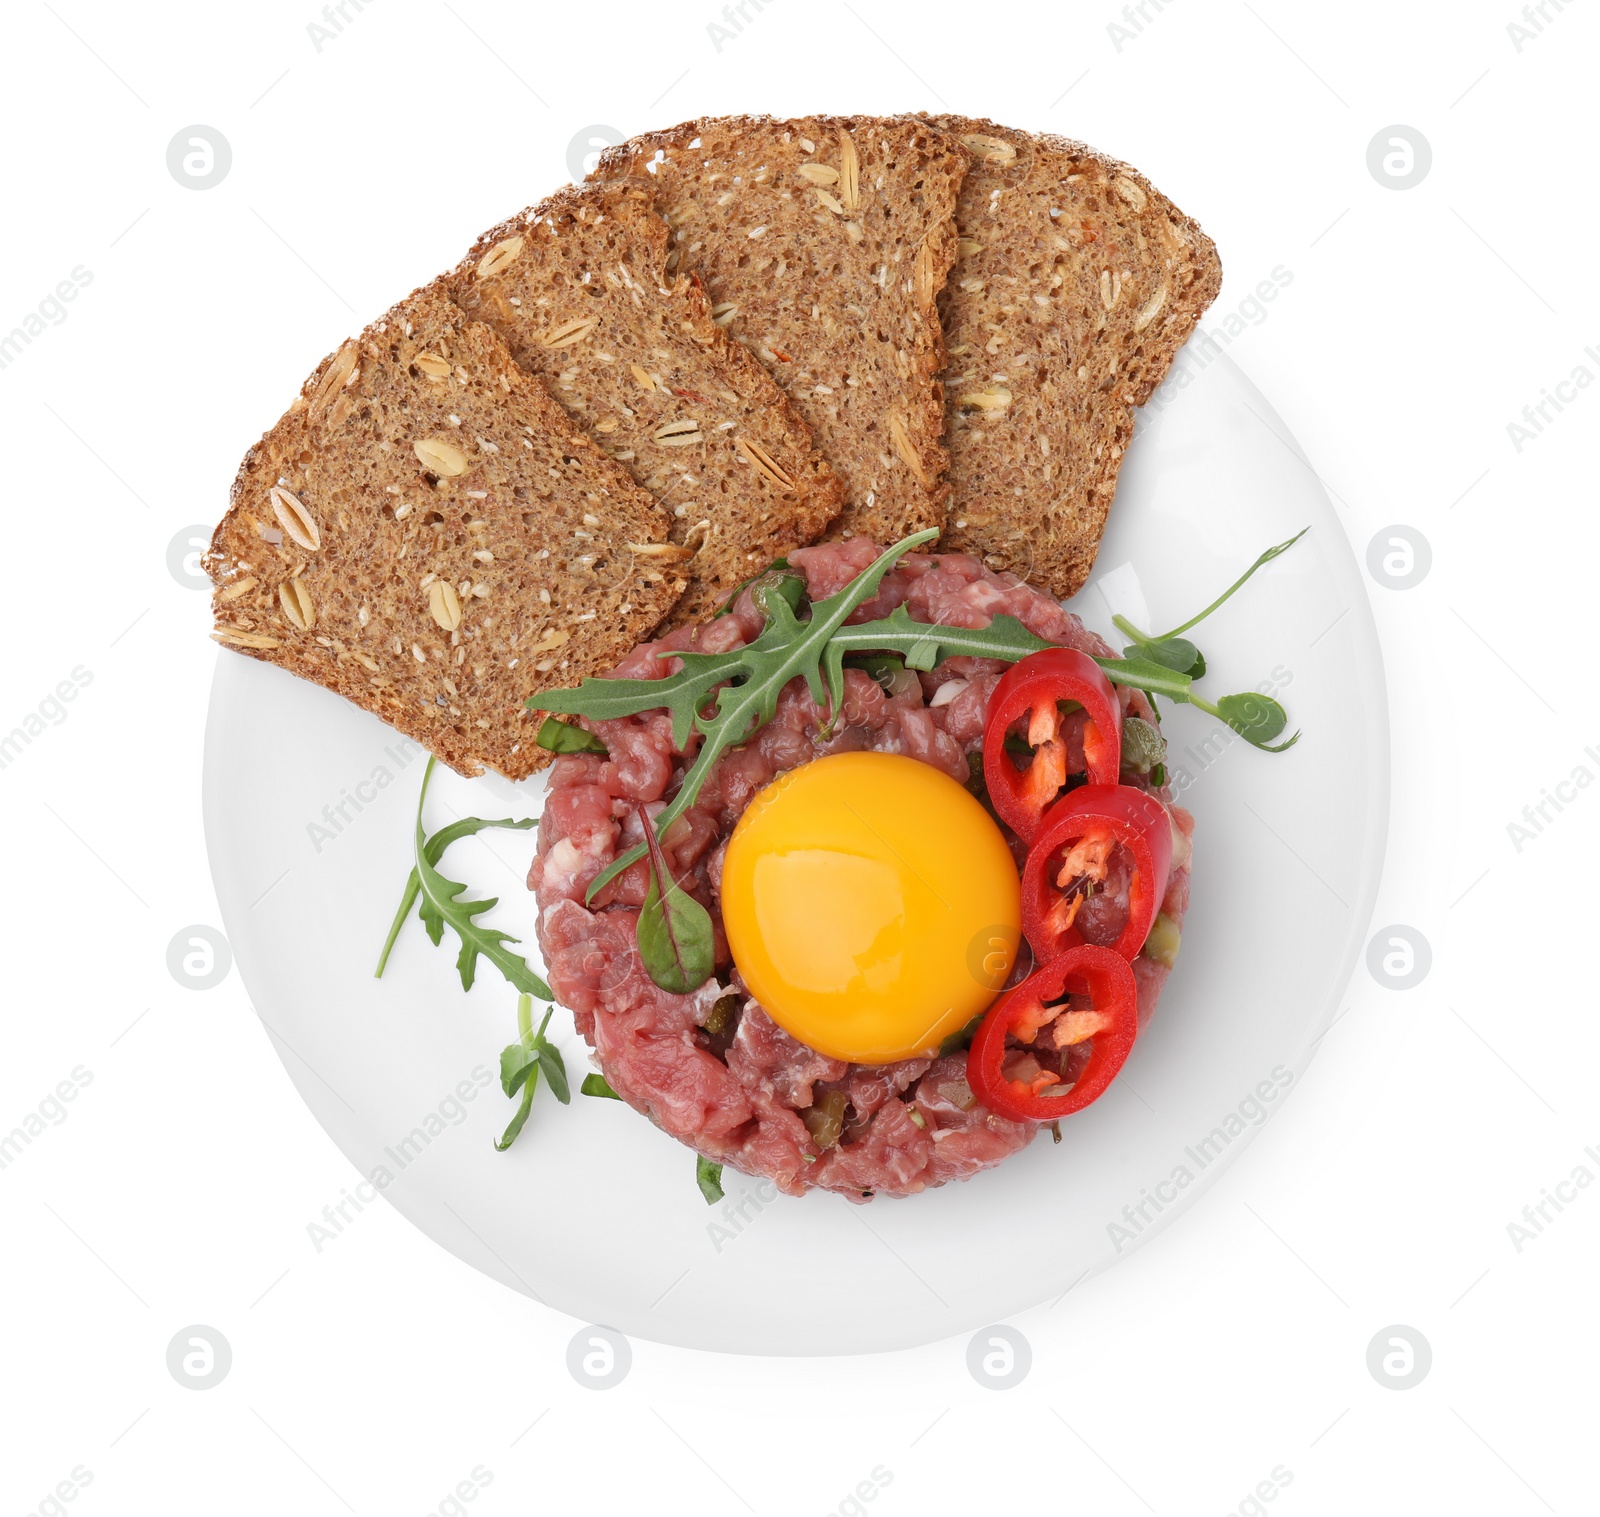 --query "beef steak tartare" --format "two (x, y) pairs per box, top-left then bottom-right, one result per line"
(529, 540), (1193, 1199)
